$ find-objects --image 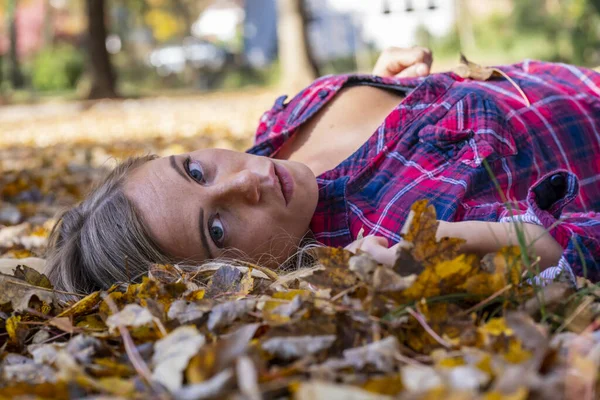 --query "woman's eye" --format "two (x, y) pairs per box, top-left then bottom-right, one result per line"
(185, 157), (205, 183)
(209, 215), (225, 248)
